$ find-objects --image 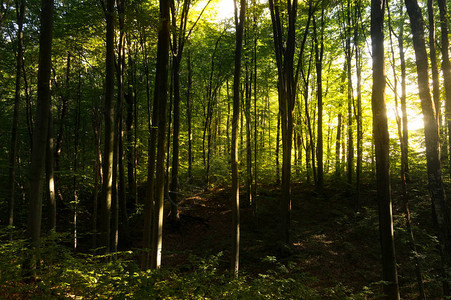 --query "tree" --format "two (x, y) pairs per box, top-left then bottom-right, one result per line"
(150, 0), (171, 269)
(232, 0), (245, 276)
(371, 0), (400, 298)
(437, 0), (451, 174)
(313, 8), (324, 191)
(27, 0), (54, 272)
(405, 0), (451, 295)
(268, 0), (298, 244)
(8, 0), (25, 238)
(100, 0), (116, 253)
